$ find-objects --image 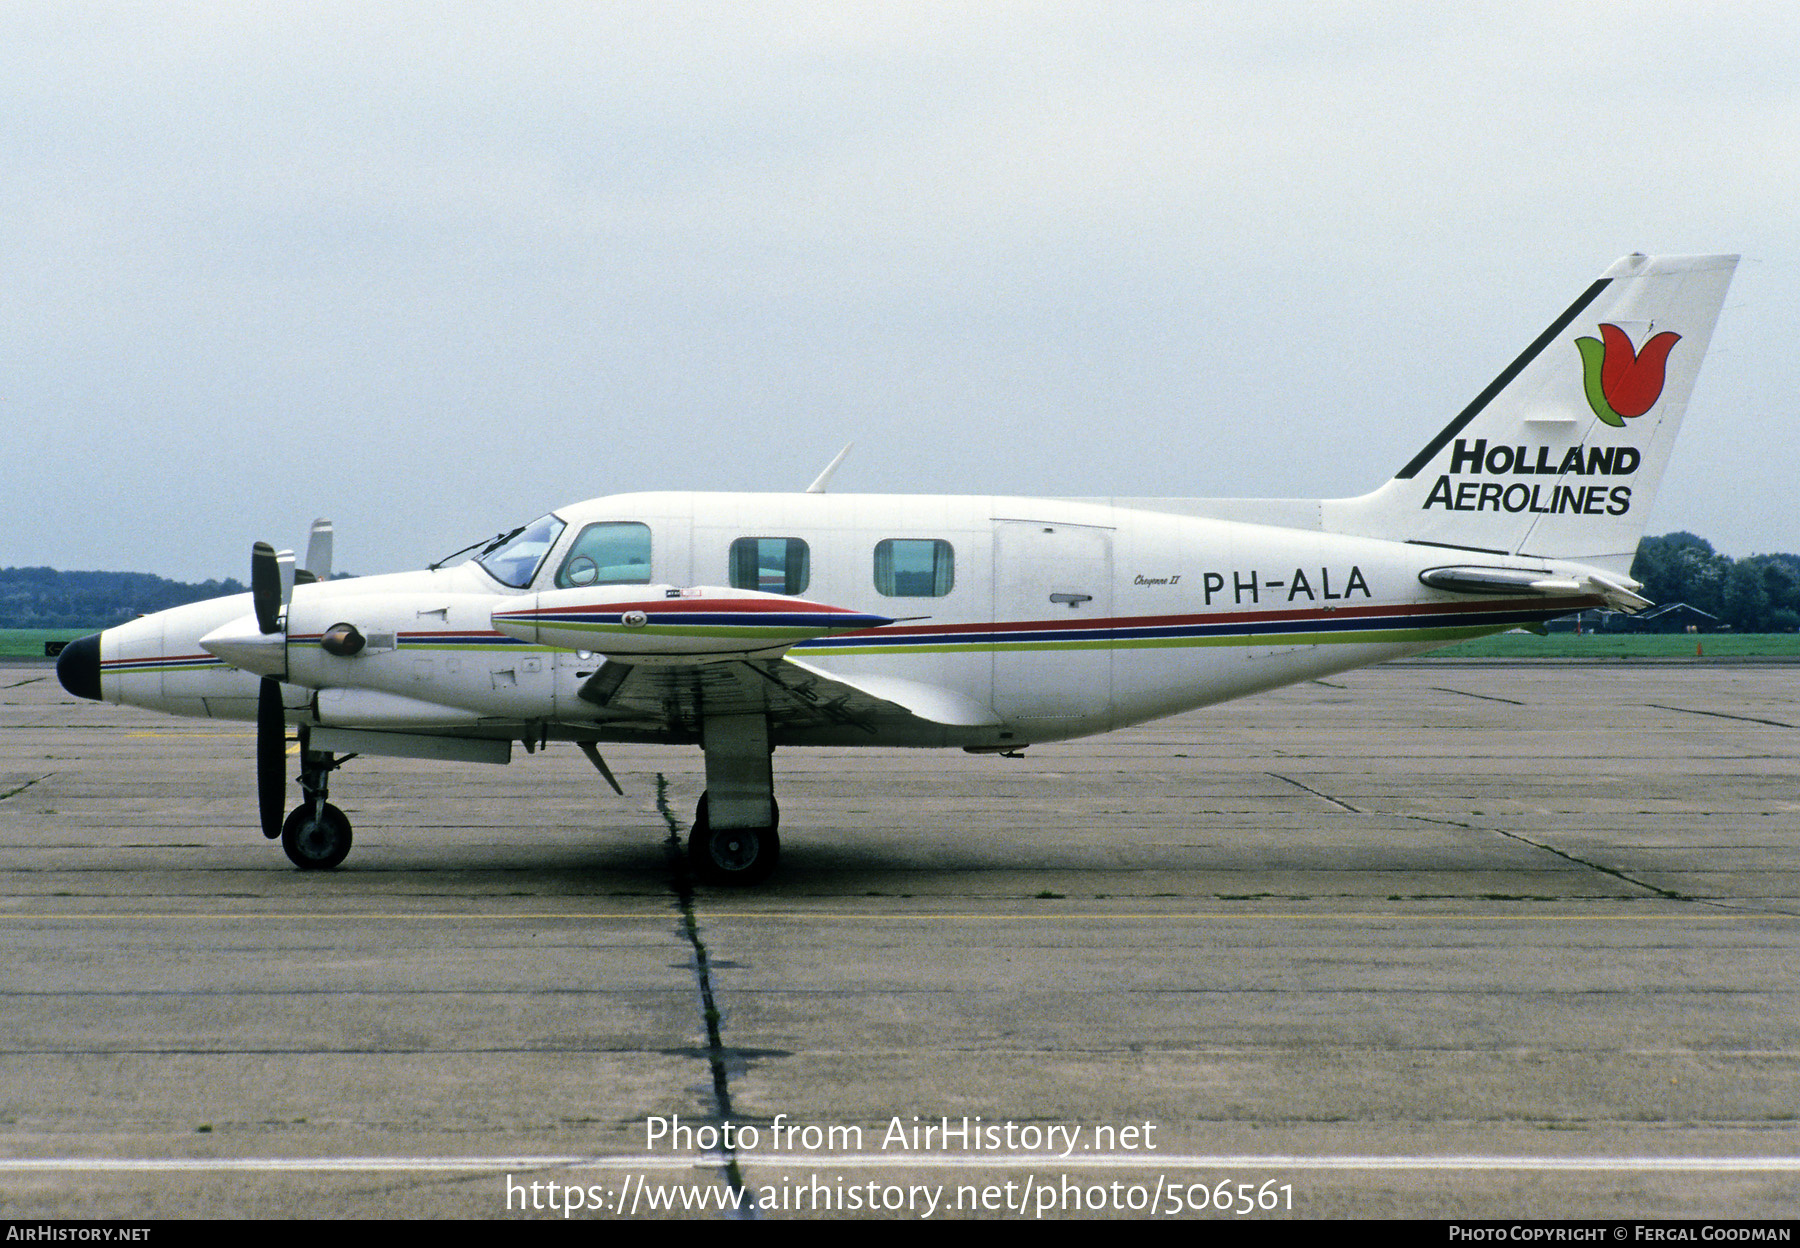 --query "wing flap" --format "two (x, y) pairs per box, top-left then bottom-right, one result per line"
(780, 658), (1002, 728)
(570, 655), (998, 741)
